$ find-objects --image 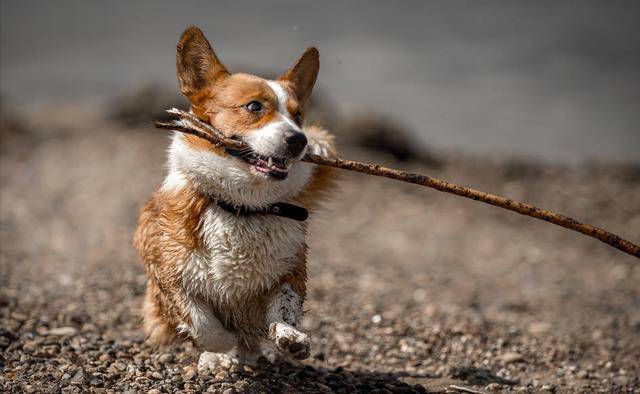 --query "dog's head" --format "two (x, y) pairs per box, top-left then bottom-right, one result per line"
(176, 26), (318, 181)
